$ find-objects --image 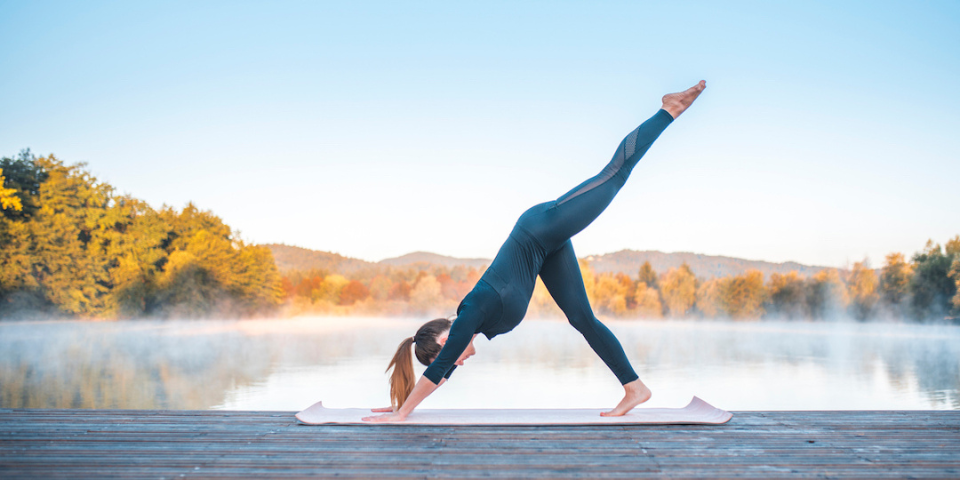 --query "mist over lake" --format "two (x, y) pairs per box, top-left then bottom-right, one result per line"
(2, 317), (956, 411)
